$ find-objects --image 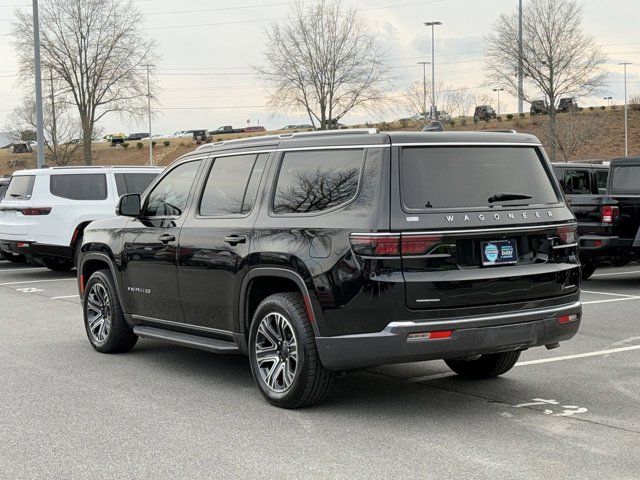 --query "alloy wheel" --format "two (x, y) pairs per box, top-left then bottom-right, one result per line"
(255, 312), (298, 393)
(86, 283), (112, 345)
